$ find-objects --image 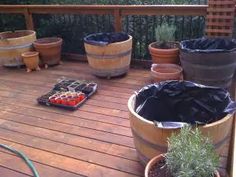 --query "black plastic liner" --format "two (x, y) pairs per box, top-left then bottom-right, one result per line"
(84, 32), (129, 46)
(135, 81), (236, 125)
(180, 38), (236, 53)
